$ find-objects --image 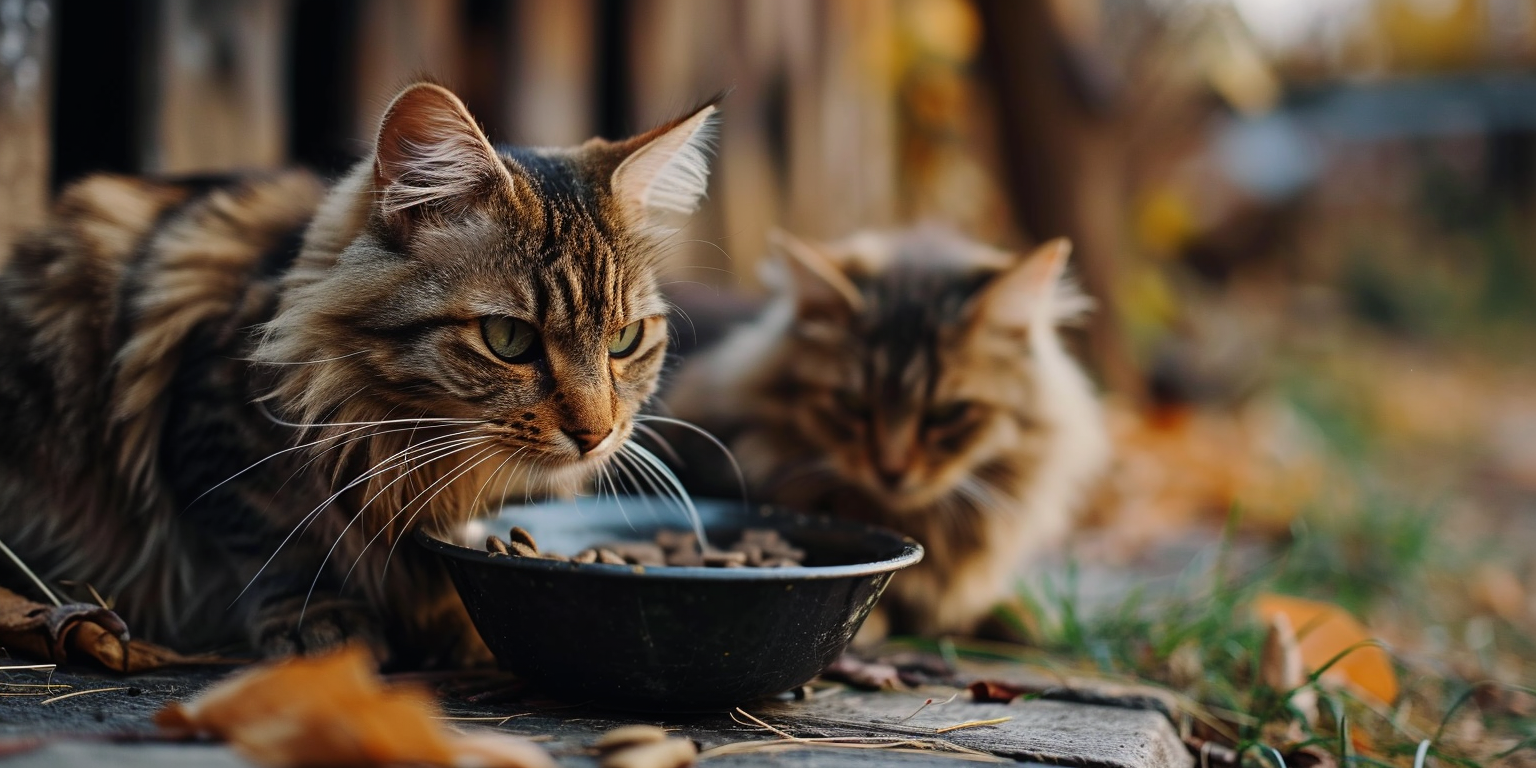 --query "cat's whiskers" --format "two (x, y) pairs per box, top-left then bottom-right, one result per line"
(619, 443), (708, 548)
(231, 430), (490, 607)
(304, 441), (497, 622)
(270, 414), (485, 431)
(634, 415), (748, 507)
(319, 440), (495, 597)
(606, 448), (658, 516)
(293, 430), (493, 541)
(630, 423), (683, 465)
(187, 421), (386, 511)
(469, 446), (527, 517)
(241, 350), (371, 366)
(379, 444), (508, 580)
